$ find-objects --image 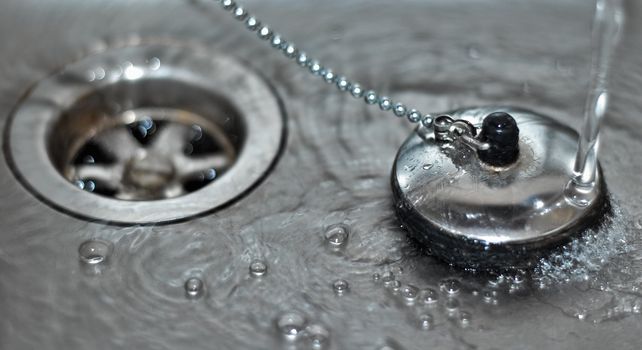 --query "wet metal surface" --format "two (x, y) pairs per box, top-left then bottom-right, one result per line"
(392, 106), (607, 269)
(1, 0), (642, 349)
